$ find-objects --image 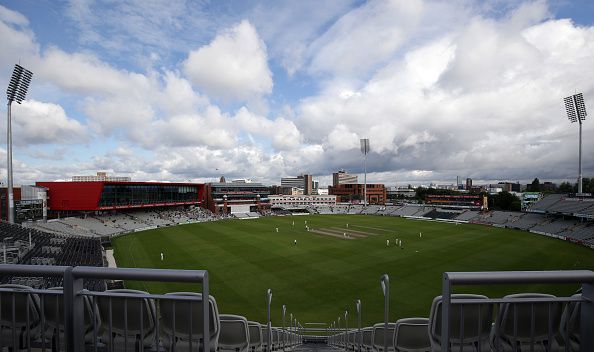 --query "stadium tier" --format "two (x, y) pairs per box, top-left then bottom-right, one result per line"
(0, 265), (591, 352)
